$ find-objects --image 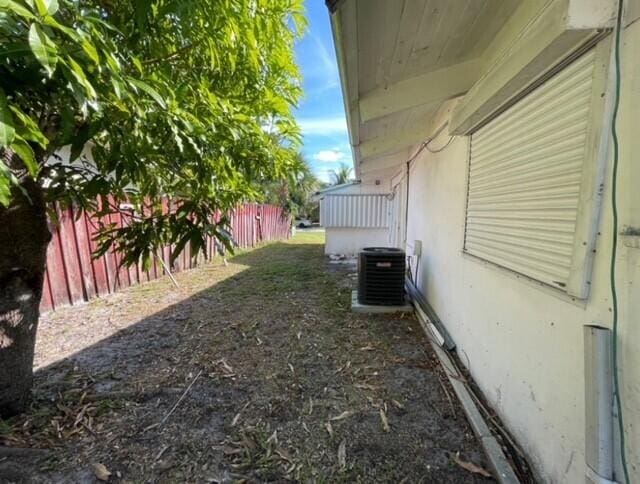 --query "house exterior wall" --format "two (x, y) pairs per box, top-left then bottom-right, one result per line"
(401, 22), (640, 483)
